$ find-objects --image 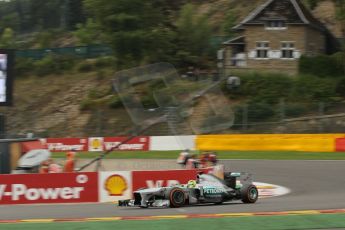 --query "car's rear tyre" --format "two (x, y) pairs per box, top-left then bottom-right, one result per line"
(241, 184), (258, 203)
(169, 188), (186, 208)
